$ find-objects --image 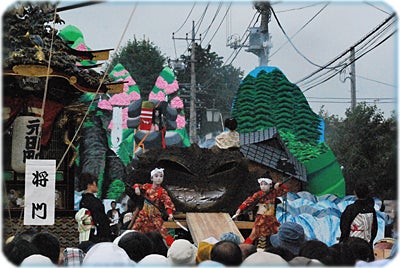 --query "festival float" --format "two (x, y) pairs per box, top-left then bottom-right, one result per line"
(2, 2), (388, 249)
